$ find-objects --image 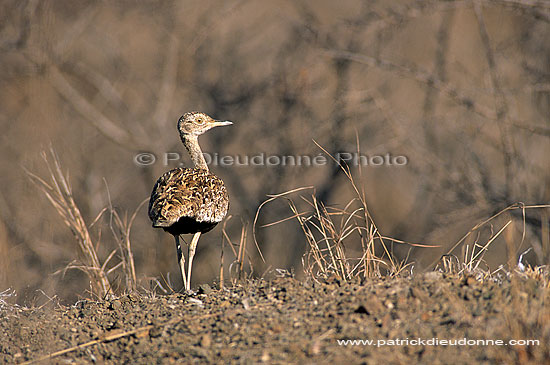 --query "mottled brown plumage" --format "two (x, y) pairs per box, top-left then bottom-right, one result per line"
(148, 168), (229, 235)
(148, 111), (232, 291)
